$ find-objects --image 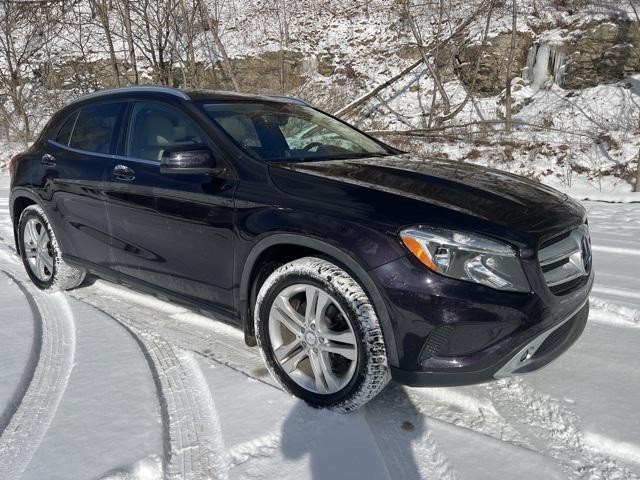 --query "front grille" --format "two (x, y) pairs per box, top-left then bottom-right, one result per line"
(538, 225), (591, 295)
(533, 316), (574, 358)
